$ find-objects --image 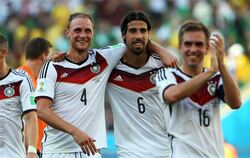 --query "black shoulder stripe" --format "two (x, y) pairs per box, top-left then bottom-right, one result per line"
(25, 76), (34, 91)
(162, 68), (167, 80)
(161, 68), (166, 81)
(11, 69), (28, 78)
(157, 68), (161, 81)
(11, 69), (20, 75)
(19, 73), (27, 77)
(157, 68), (164, 81)
(11, 69), (34, 92)
(39, 60), (51, 78)
(158, 68), (168, 81)
(17, 69), (25, 74)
